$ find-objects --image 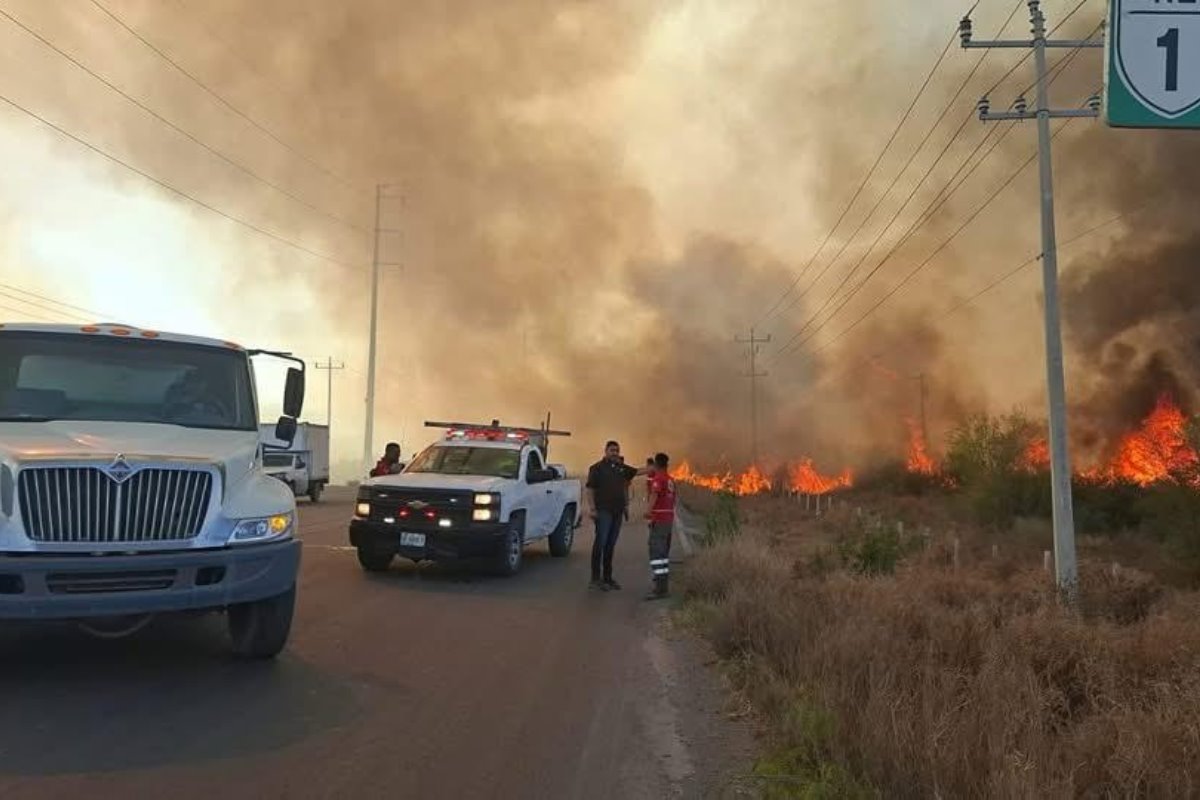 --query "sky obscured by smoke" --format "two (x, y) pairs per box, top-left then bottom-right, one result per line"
(0, 0), (1192, 478)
